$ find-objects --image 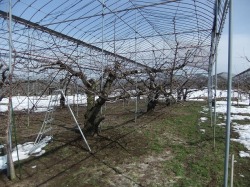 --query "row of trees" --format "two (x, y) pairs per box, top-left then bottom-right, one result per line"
(1, 31), (212, 140)
(32, 40), (209, 135)
(1, 25), (211, 181)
